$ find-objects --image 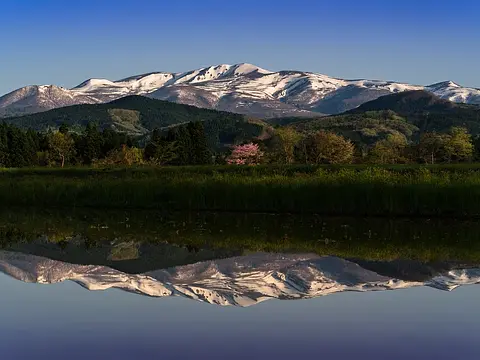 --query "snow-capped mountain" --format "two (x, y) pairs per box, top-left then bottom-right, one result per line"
(0, 85), (101, 118)
(1, 250), (478, 307)
(1, 63), (480, 118)
(426, 81), (480, 104)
